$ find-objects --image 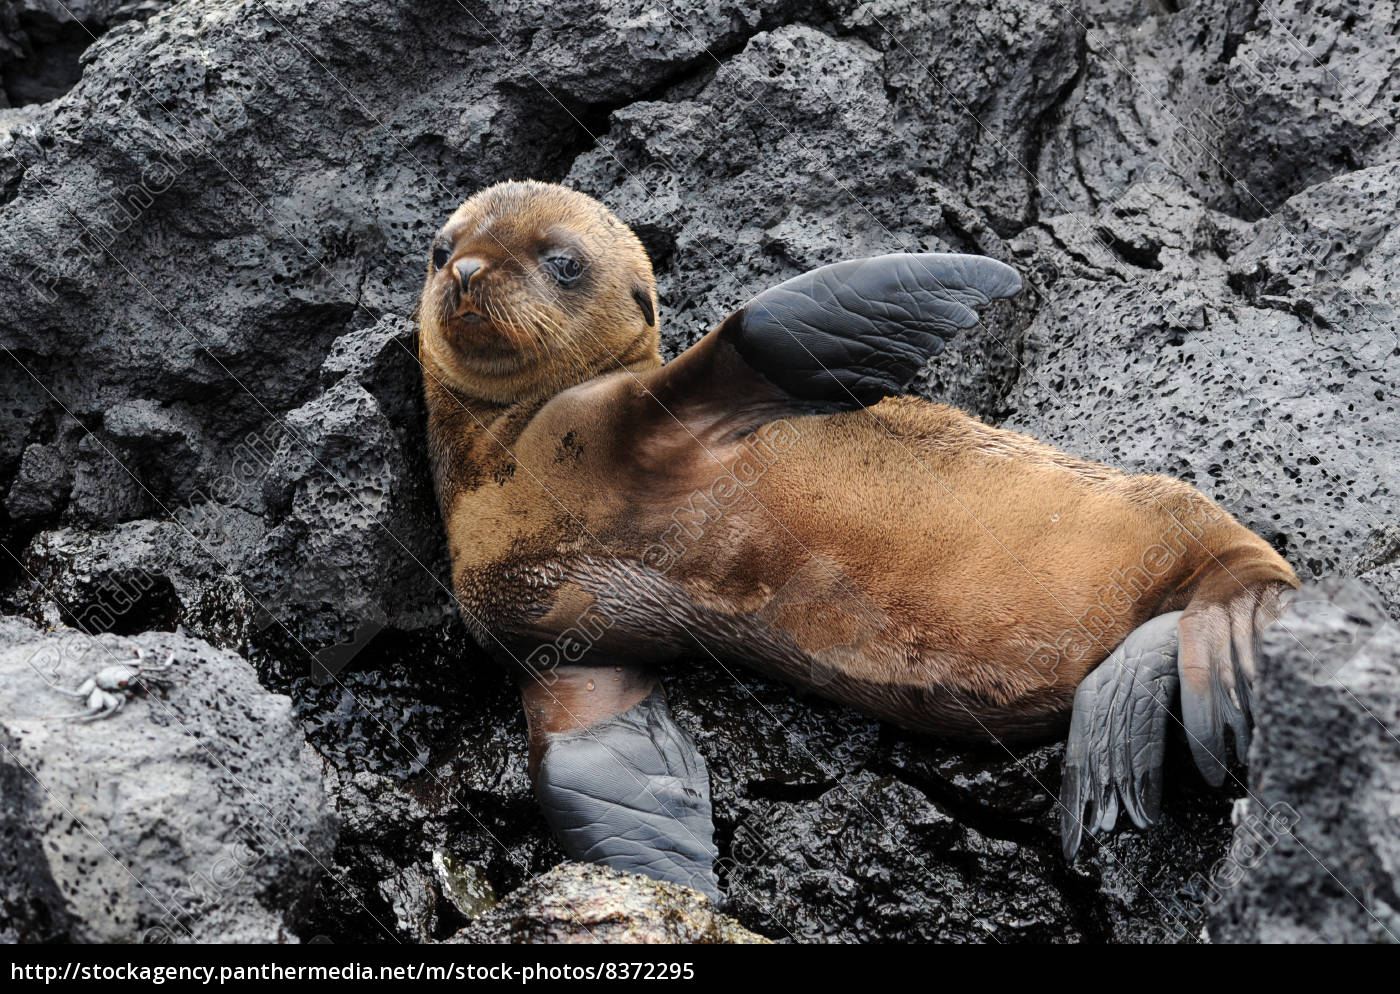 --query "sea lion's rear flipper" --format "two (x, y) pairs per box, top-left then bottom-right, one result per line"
(1176, 572), (1292, 786)
(524, 672), (719, 901)
(1060, 612), (1182, 861)
(647, 253), (1021, 423)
